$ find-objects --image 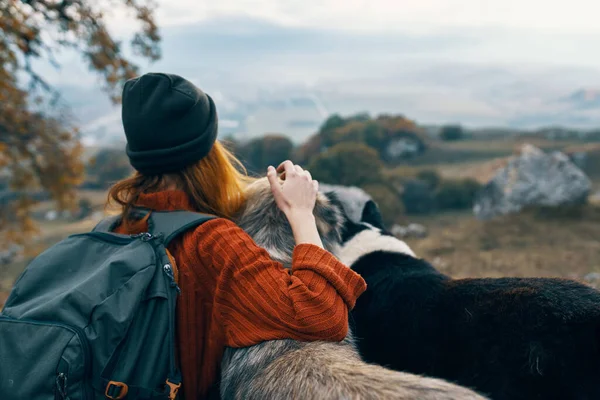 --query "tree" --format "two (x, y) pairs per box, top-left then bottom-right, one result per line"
(401, 179), (435, 215)
(308, 142), (384, 187)
(440, 125), (464, 141)
(319, 114), (346, 134)
(1, 0), (161, 245)
(87, 148), (133, 187)
(236, 134), (294, 174)
(416, 169), (441, 190)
